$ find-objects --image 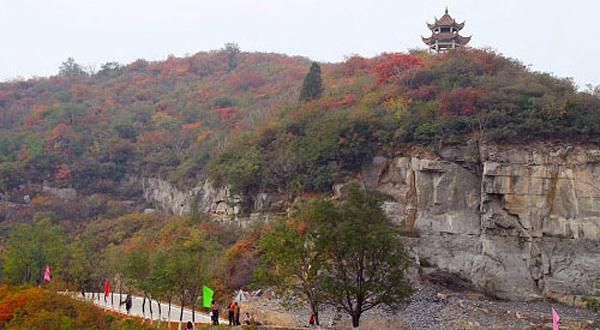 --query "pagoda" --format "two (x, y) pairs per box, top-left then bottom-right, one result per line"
(422, 8), (471, 53)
